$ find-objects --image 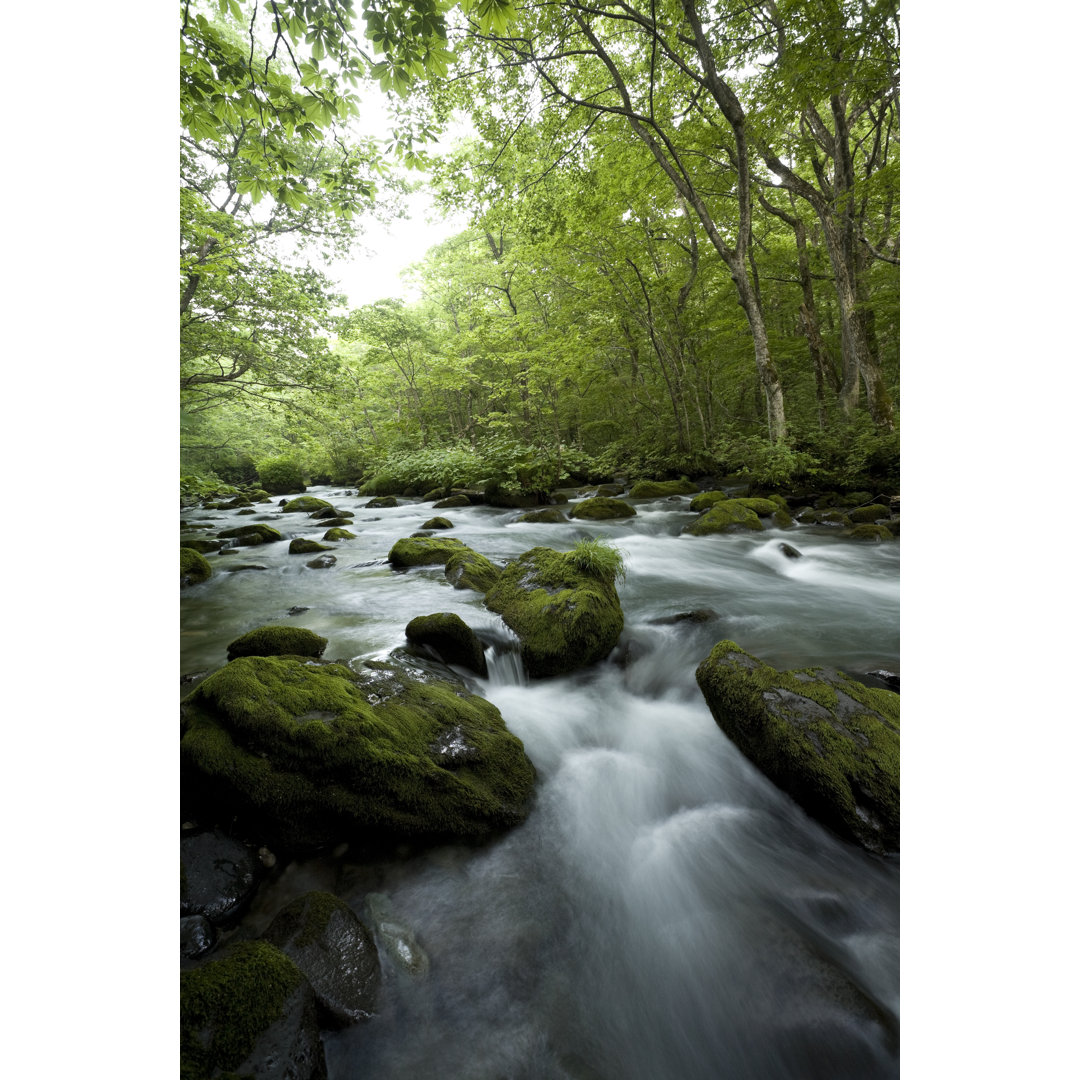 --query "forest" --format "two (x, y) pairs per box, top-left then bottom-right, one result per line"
(180, 0), (899, 500)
